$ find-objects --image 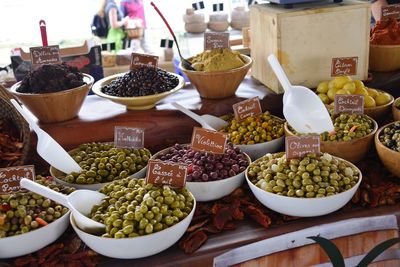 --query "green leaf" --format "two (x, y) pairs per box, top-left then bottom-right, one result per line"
(308, 236), (345, 267)
(356, 237), (400, 267)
